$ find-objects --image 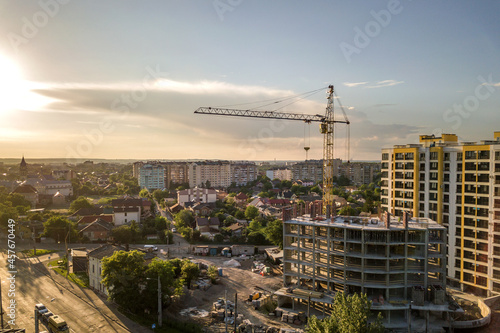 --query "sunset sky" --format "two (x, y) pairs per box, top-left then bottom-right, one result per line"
(0, 0), (499, 162)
